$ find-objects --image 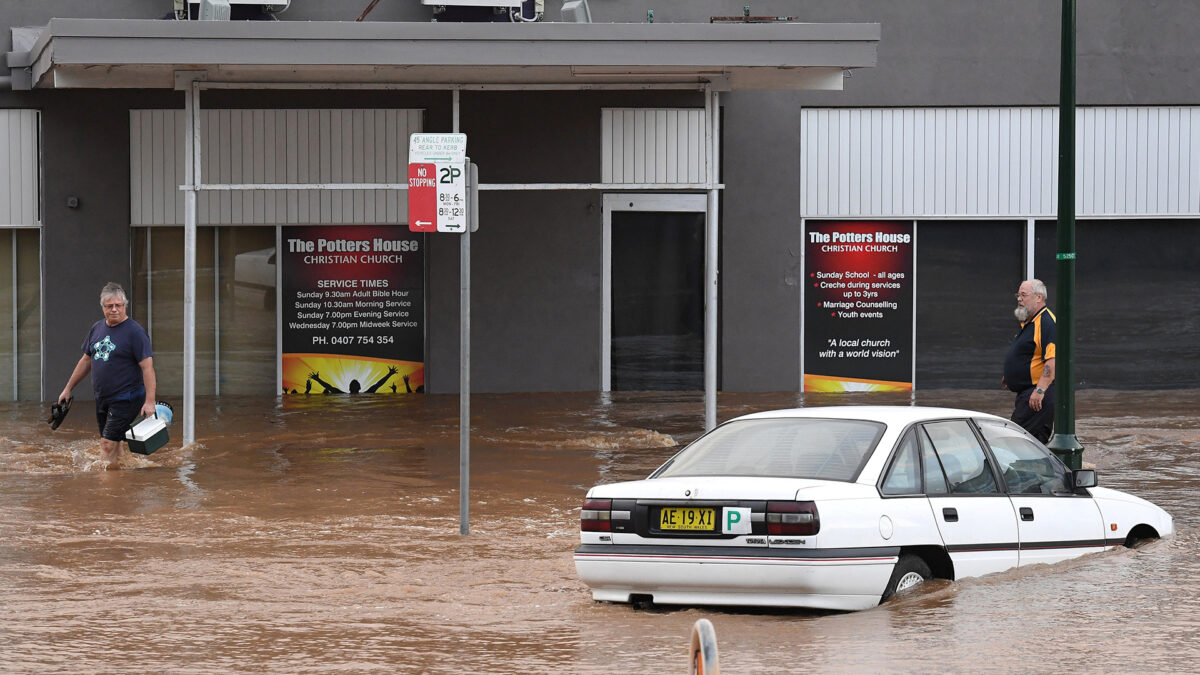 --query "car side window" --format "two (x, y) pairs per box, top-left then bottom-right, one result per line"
(923, 420), (1000, 494)
(919, 428), (949, 495)
(977, 421), (1069, 495)
(881, 430), (922, 495)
